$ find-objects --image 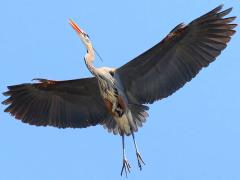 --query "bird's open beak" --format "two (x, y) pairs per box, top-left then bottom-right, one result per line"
(69, 19), (82, 35)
